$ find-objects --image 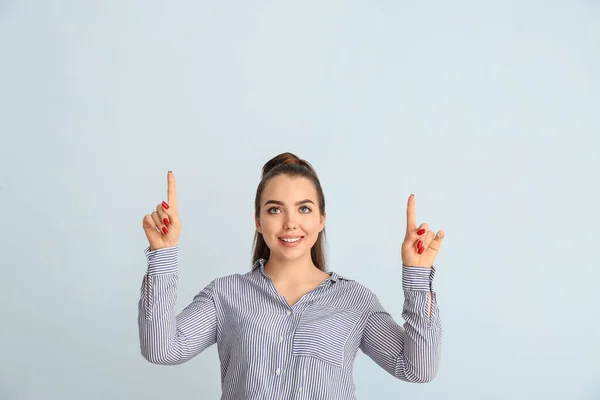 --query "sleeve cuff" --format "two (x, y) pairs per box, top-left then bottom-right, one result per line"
(401, 265), (436, 291)
(144, 246), (178, 275)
